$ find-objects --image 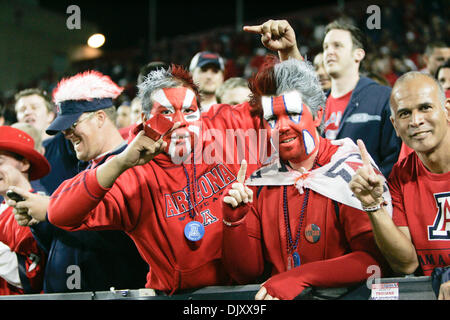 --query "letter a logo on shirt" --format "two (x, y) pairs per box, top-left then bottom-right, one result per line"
(428, 192), (450, 240)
